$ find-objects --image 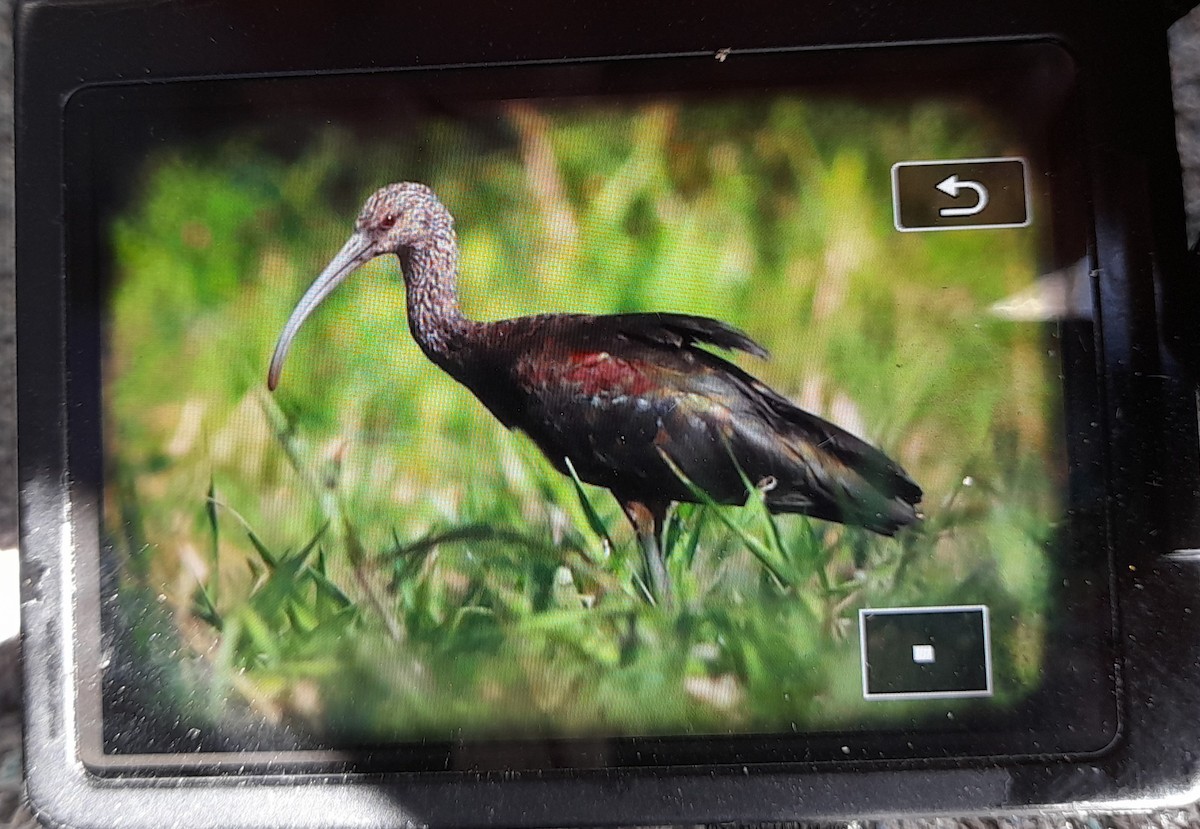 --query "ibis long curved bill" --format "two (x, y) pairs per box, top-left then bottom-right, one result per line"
(268, 232), (375, 390)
